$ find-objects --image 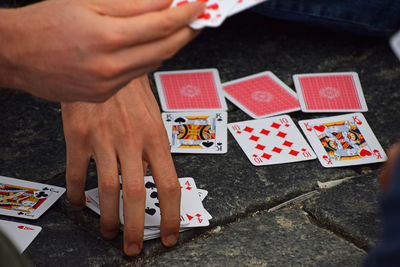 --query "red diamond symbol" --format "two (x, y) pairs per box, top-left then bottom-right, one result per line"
(276, 131), (287, 138)
(271, 122), (281, 129)
(261, 153), (272, 160)
(249, 135), (260, 142)
(244, 127), (254, 133)
(186, 186), (192, 190)
(260, 129), (270, 136)
(195, 213), (202, 217)
(255, 144), (266, 150)
(283, 140), (293, 147)
(187, 214), (194, 221)
(272, 147), (283, 153)
(289, 150), (299, 156)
